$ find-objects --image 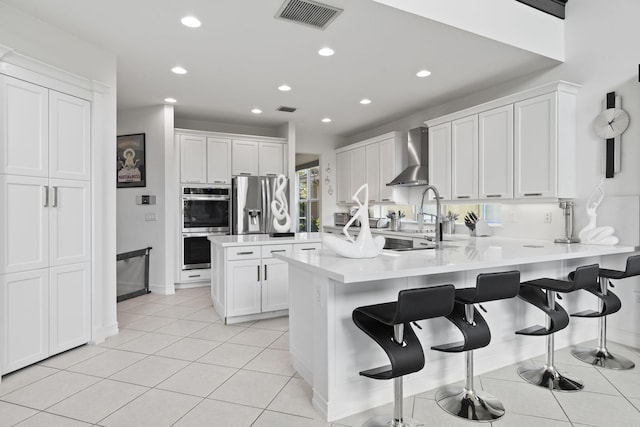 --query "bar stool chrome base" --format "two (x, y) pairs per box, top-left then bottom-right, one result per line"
(517, 364), (583, 391)
(435, 387), (504, 422)
(572, 346), (636, 370)
(362, 415), (423, 427)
